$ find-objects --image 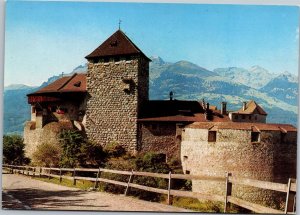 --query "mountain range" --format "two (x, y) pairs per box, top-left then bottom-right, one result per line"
(4, 57), (298, 134)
